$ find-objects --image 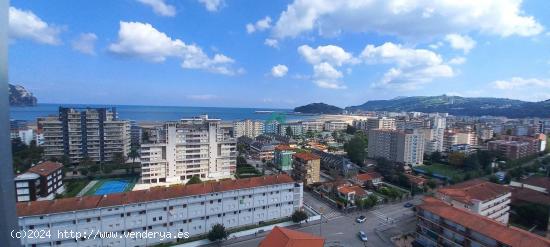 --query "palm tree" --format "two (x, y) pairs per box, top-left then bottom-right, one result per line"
(128, 147), (139, 175)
